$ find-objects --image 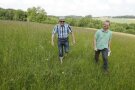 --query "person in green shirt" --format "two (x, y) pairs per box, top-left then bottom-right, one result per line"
(94, 20), (112, 73)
